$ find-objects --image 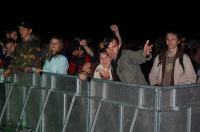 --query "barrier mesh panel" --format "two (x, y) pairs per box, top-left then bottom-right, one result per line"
(0, 72), (200, 132)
